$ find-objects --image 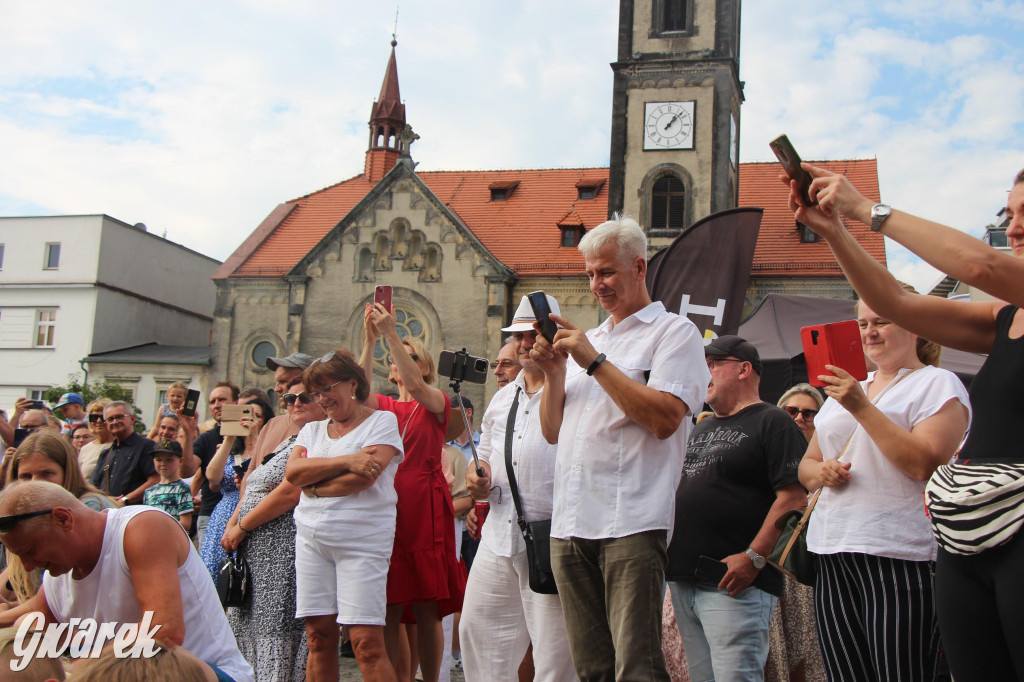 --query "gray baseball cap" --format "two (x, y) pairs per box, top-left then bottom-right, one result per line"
(266, 352), (315, 371)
